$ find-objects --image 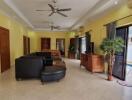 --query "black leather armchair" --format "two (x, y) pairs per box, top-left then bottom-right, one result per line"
(15, 56), (44, 80)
